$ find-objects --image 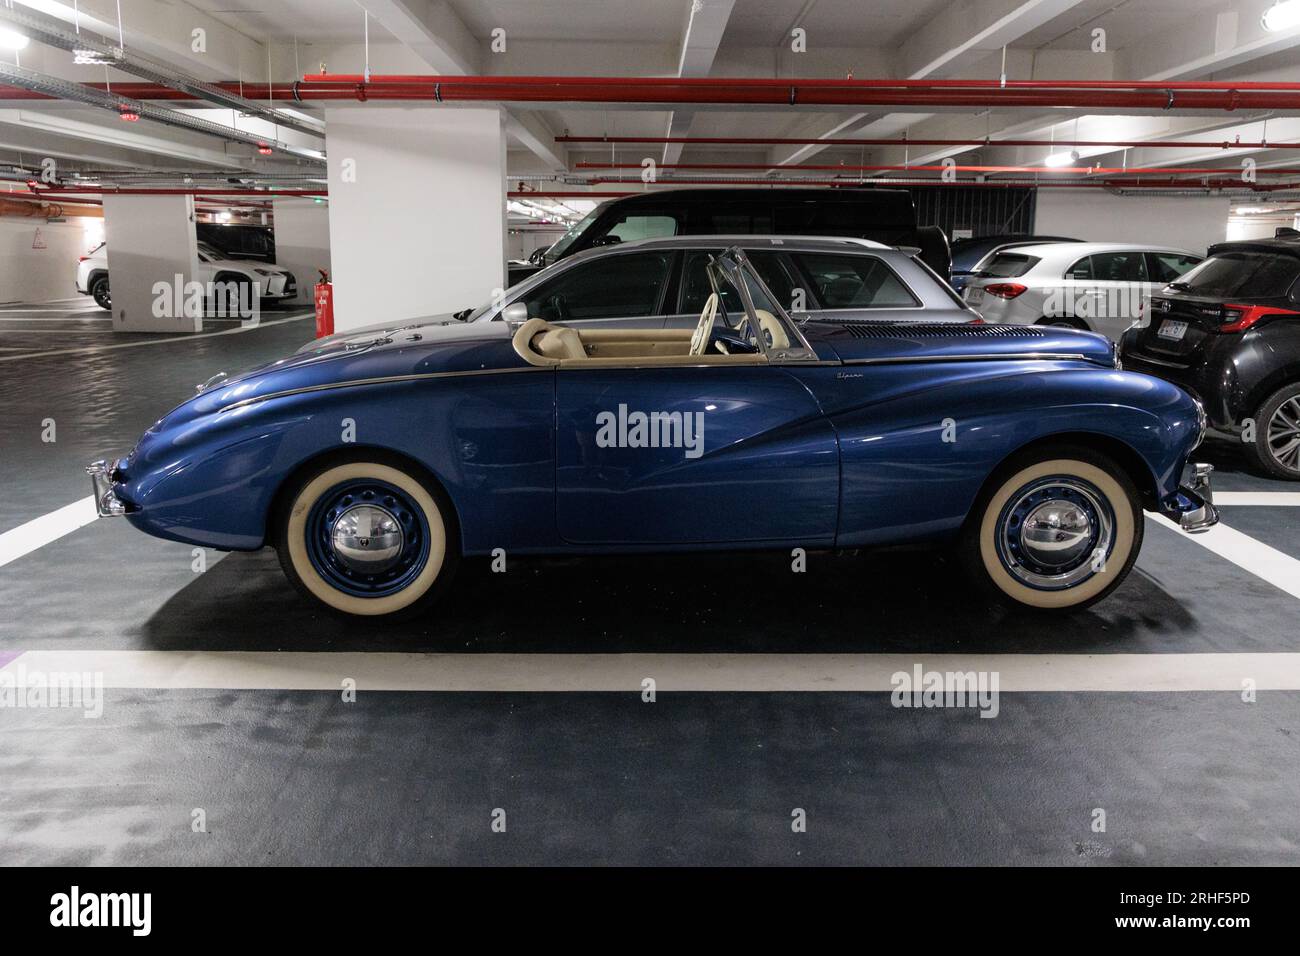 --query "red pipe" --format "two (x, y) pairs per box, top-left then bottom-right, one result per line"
(320, 74), (1300, 91)
(302, 74), (1300, 110)
(508, 191), (634, 198)
(579, 176), (1300, 191)
(557, 135), (1300, 150)
(577, 161), (1300, 176)
(6, 74), (1300, 110)
(30, 186), (325, 197)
